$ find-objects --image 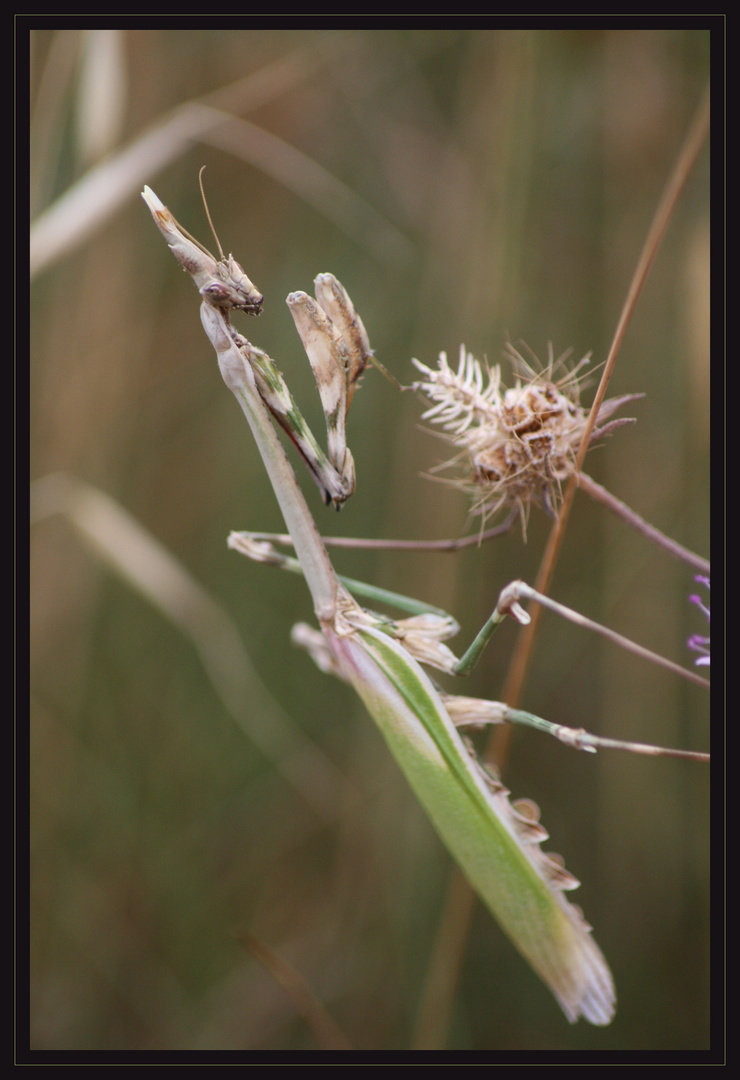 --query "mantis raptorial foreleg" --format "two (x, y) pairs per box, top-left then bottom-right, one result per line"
(144, 184), (357, 509)
(226, 331), (356, 507)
